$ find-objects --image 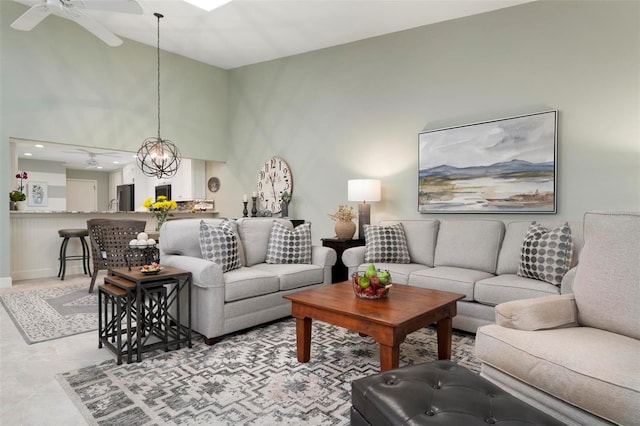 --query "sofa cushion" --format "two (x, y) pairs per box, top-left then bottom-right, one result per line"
(476, 325), (640, 426)
(434, 220), (504, 274)
(356, 263), (427, 285)
(379, 220), (439, 267)
(160, 218), (246, 265)
(199, 220), (241, 272)
(517, 222), (573, 286)
(236, 218), (293, 266)
(475, 274), (561, 307)
(223, 267), (280, 302)
(251, 263), (324, 291)
(364, 223), (410, 264)
(572, 211), (640, 339)
(496, 220), (583, 275)
(266, 221), (312, 264)
(408, 266), (494, 301)
(161, 218), (227, 258)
